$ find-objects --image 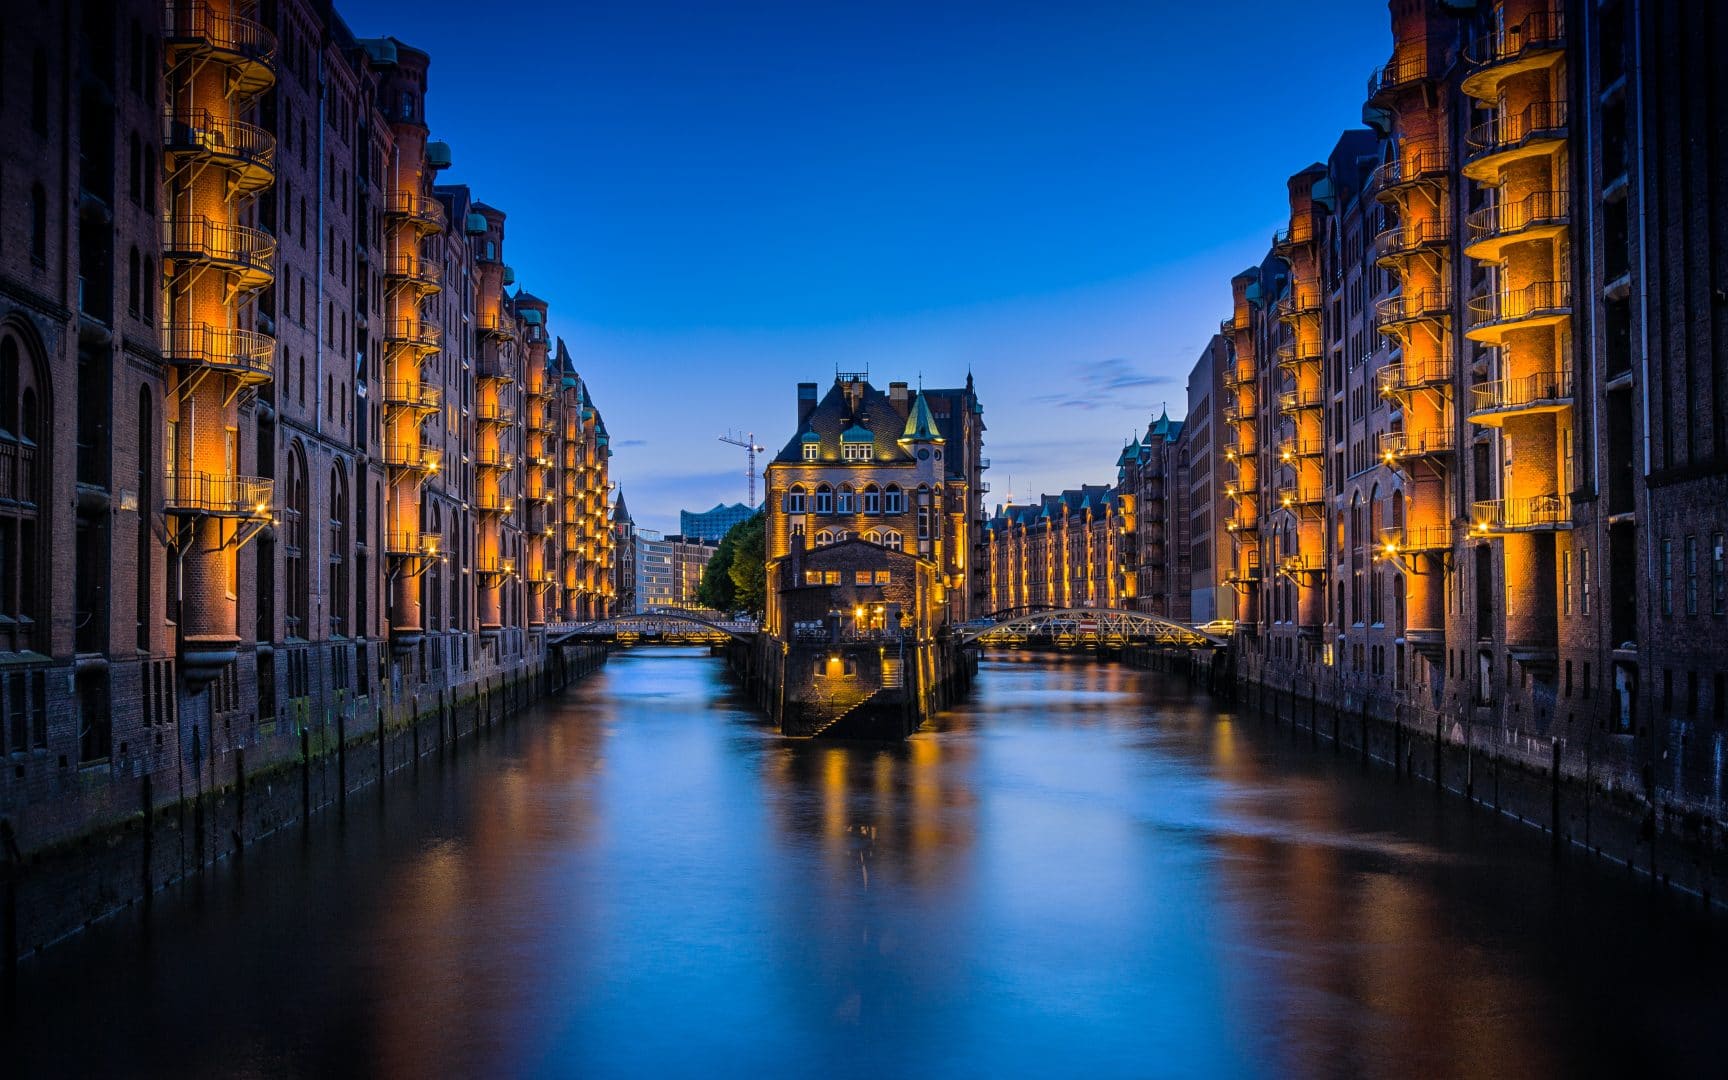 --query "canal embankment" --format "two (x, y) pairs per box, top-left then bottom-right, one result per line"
(1122, 644), (1726, 913)
(0, 643), (608, 972)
